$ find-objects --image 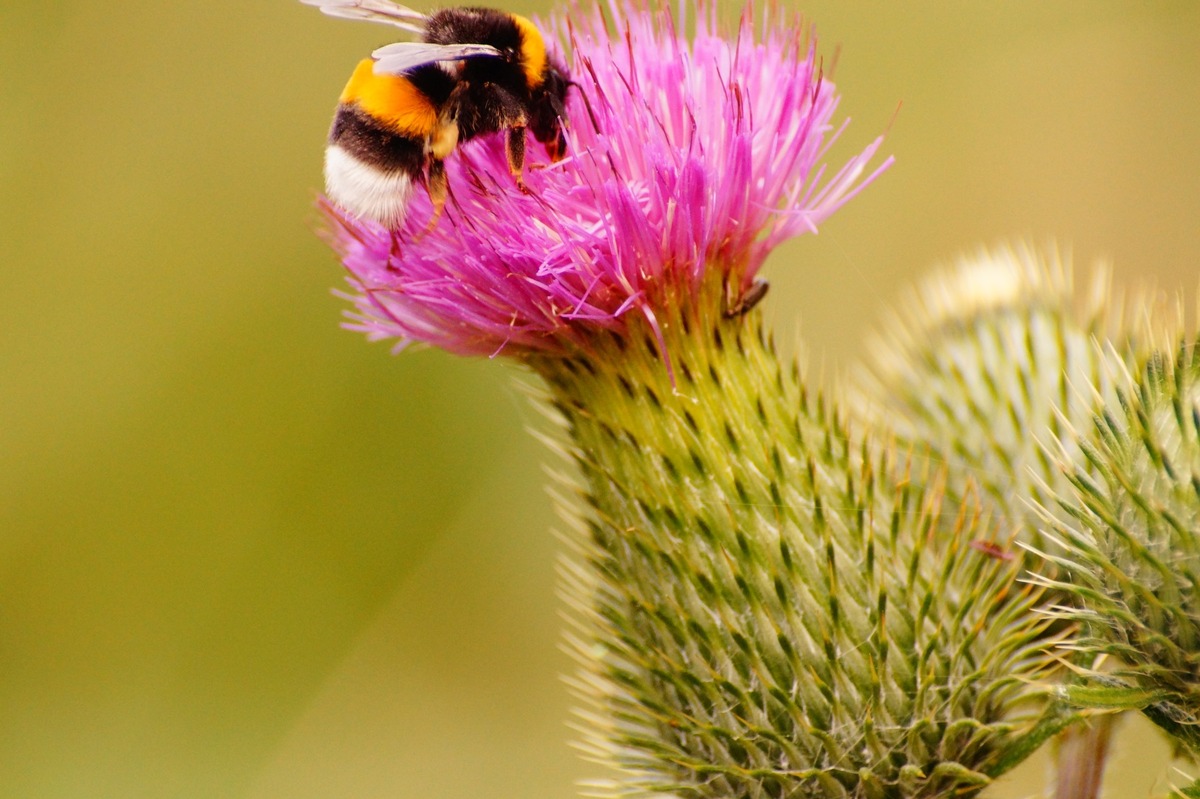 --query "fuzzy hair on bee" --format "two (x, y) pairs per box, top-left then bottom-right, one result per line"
(303, 0), (572, 234)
